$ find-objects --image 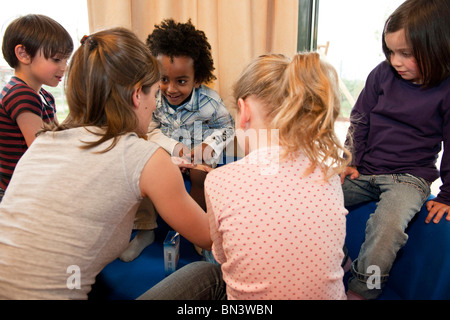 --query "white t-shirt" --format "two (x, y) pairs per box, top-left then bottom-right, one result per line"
(206, 146), (348, 300)
(0, 127), (159, 299)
